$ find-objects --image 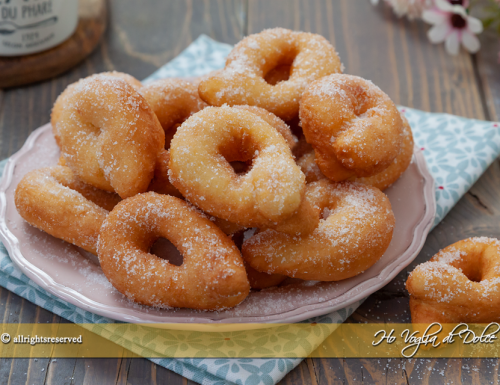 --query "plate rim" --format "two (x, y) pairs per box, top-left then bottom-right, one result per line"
(0, 123), (436, 327)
